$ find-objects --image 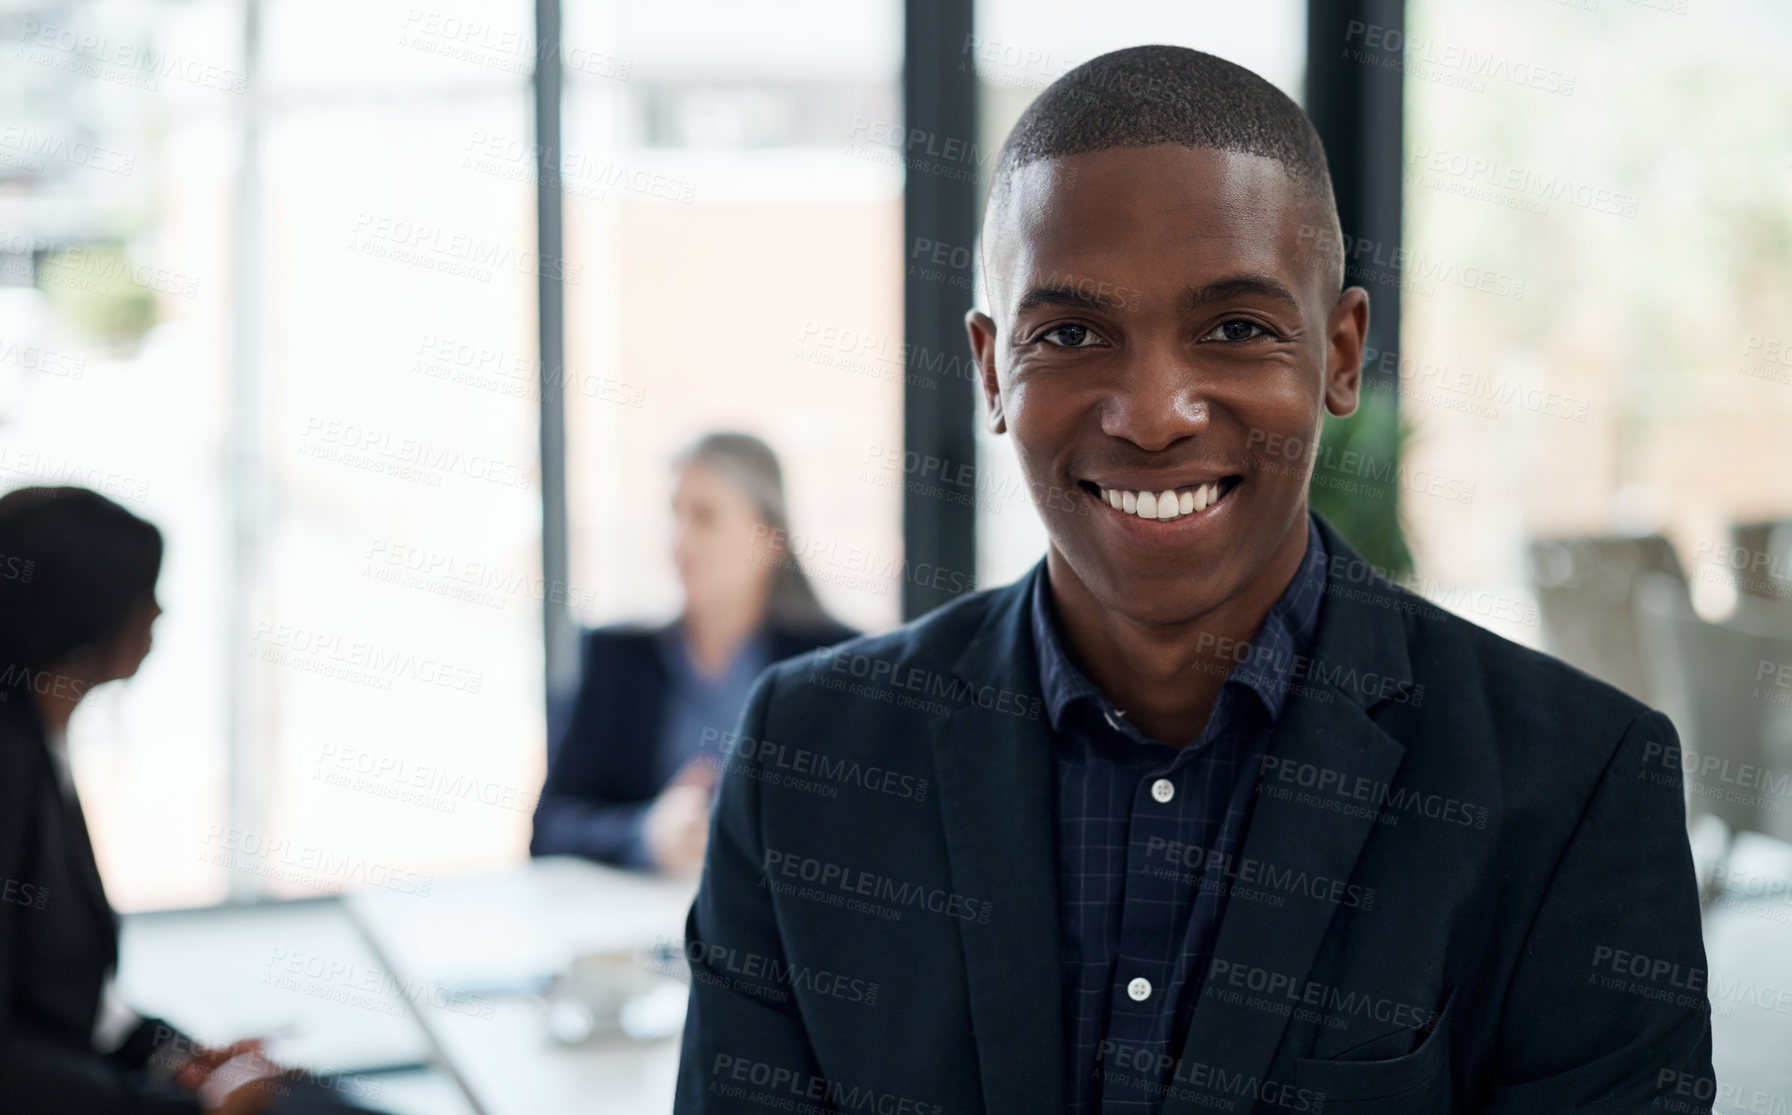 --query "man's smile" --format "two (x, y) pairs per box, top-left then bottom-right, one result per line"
(1076, 474), (1244, 536)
